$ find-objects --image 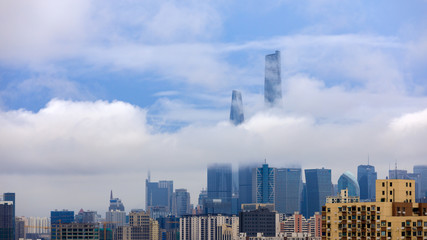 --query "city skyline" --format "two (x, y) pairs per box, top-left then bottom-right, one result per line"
(1, 1), (427, 218)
